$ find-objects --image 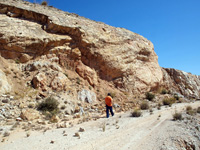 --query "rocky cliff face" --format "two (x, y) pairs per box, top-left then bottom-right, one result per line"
(162, 68), (200, 99)
(0, 0), (162, 98)
(0, 0), (199, 102)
